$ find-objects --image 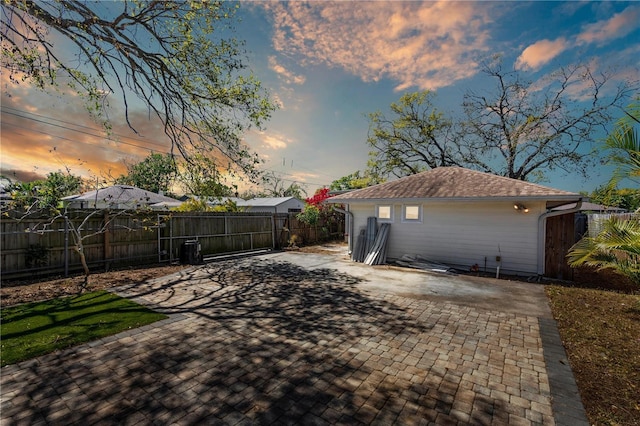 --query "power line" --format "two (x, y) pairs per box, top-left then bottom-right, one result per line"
(1, 105), (171, 149)
(2, 106), (344, 187)
(3, 119), (332, 186)
(2, 122), (169, 159)
(258, 167), (333, 187)
(262, 157), (345, 182)
(1, 106), (172, 153)
(2, 122), (78, 146)
(287, 163), (343, 180)
(260, 158), (345, 184)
